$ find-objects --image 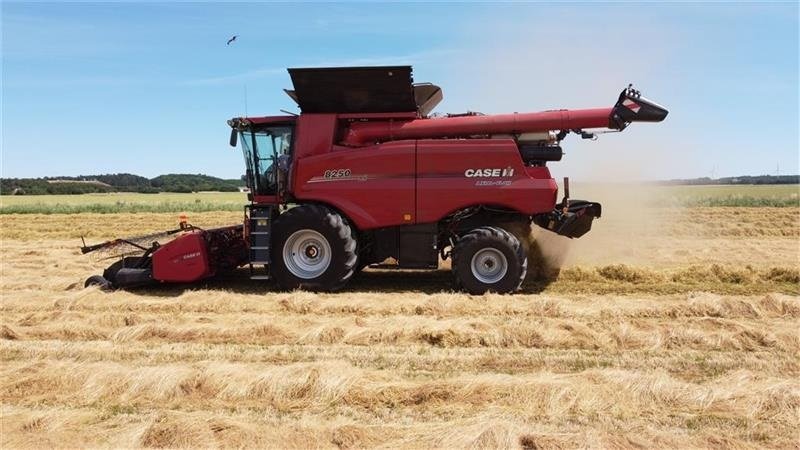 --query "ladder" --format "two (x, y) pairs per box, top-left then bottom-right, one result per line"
(247, 205), (273, 280)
